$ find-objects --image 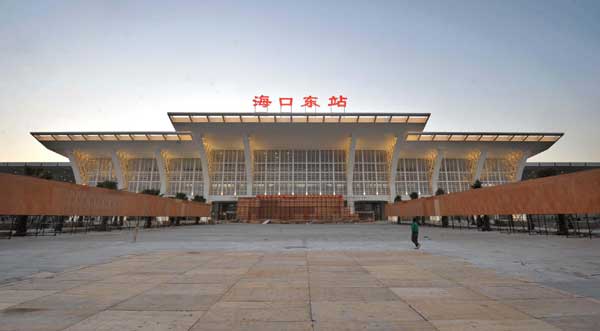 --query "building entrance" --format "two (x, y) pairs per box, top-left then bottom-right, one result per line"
(354, 201), (386, 221)
(211, 202), (237, 221)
